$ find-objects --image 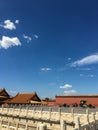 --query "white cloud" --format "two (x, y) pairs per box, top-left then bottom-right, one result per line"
(60, 84), (72, 89)
(41, 68), (52, 71)
(34, 34), (39, 39)
(76, 67), (92, 71)
(15, 20), (19, 24)
(0, 20), (16, 30)
(80, 74), (95, 78)
(64, 90), (77, 94)
(71, 54), (98, 67)
(68, 57), (71, 61)
(59, 84), (77, 94)
(80, 74), (84, 77)
(89, 74), (94, 77)
(23, 34), (32, 43)
(0, 36), (21, 49)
